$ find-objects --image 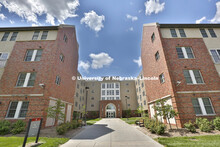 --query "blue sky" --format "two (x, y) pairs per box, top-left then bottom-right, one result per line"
(0, 0), (219, 77)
